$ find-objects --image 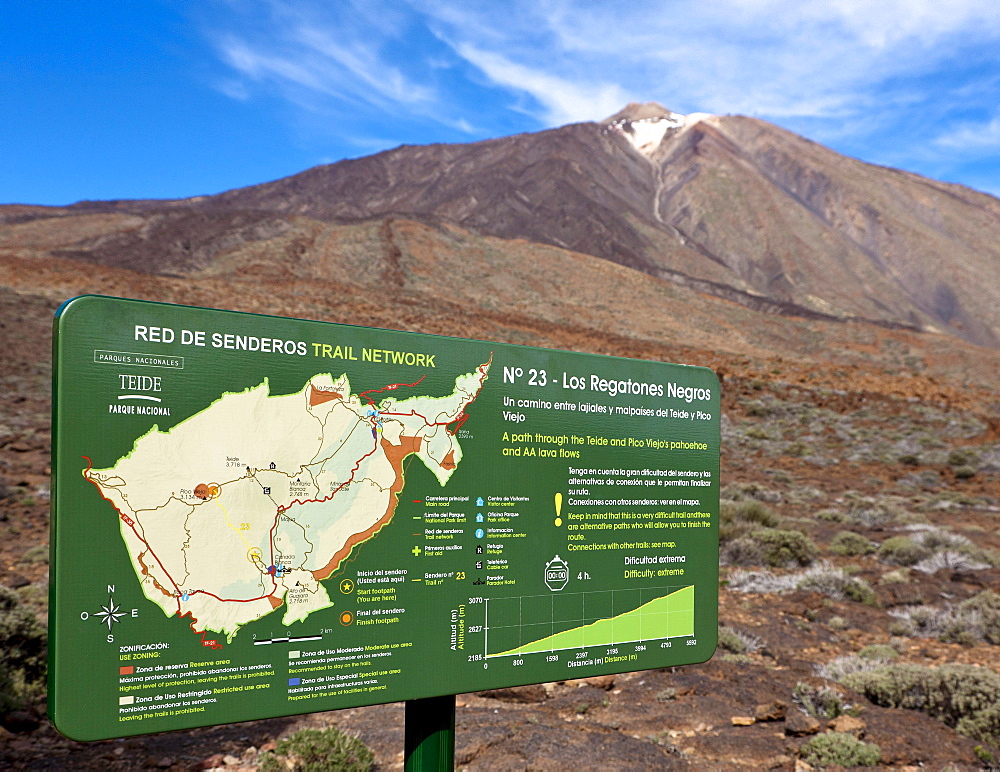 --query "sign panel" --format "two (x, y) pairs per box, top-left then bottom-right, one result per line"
(50, 296), (719, 741)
